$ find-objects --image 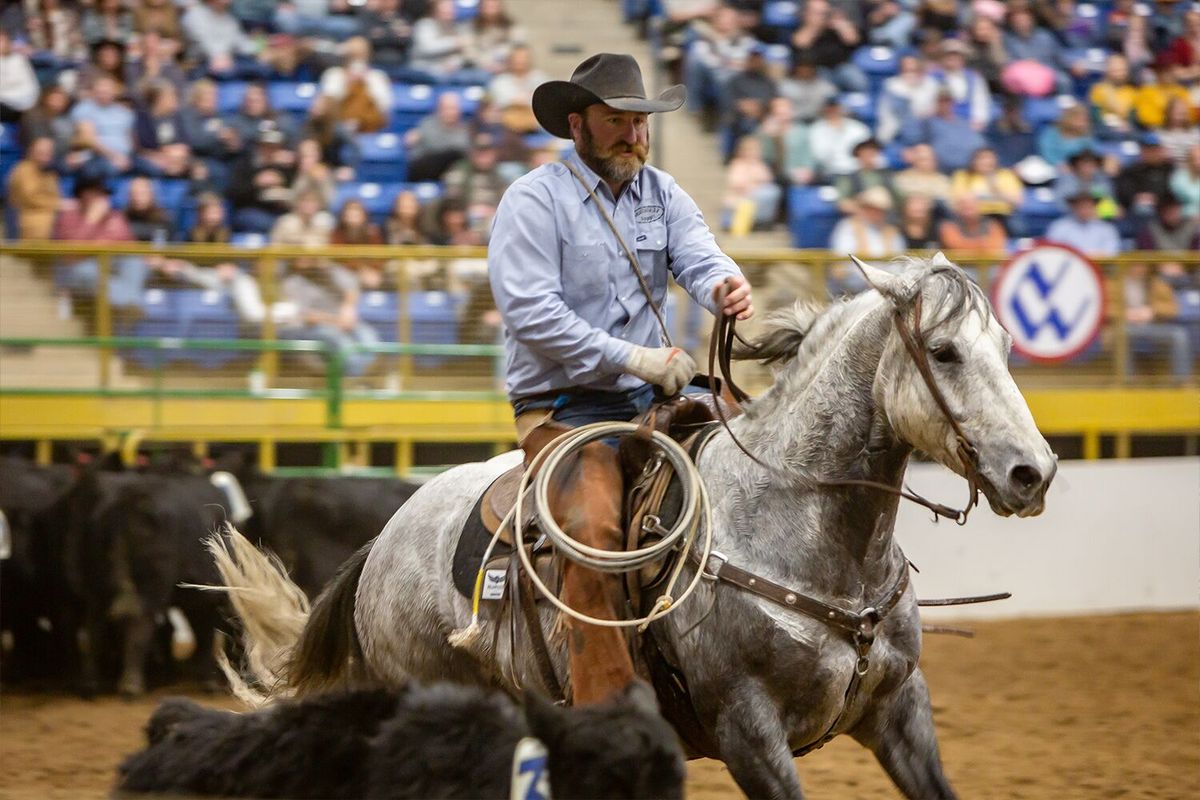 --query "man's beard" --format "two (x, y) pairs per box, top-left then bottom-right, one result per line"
(578, 122), (649, 185)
